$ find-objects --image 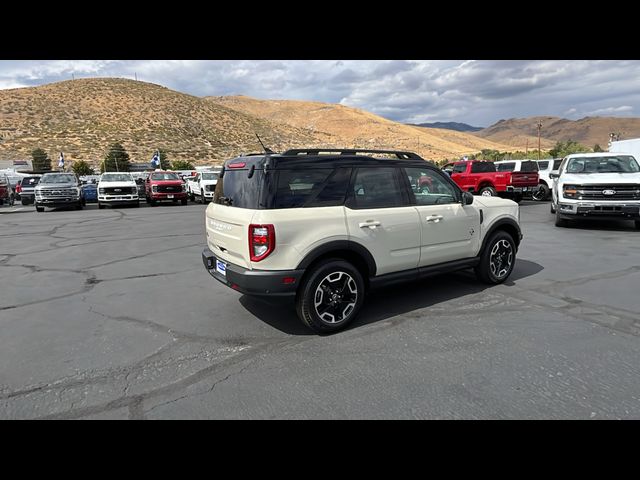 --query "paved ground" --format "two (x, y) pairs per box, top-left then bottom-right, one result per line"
(1, 200), (640, 419)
